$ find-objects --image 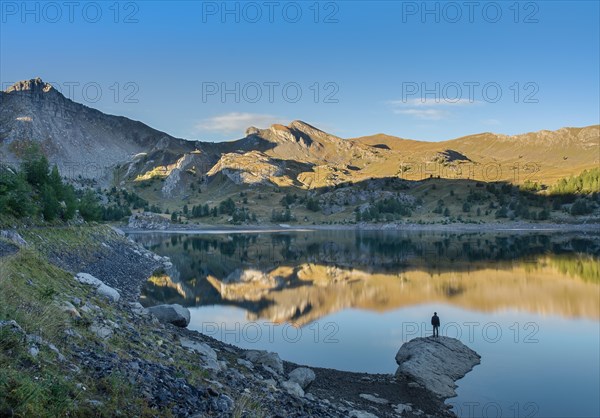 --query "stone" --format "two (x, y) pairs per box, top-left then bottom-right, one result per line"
(243, 350), (284, 374)
(74, 273), (120, 302)
(180, 338), (217, 359)
(395, 336), (481, 398)
(64, 329), (82, 339)
(0, 319), (24, 334)
(86, 400), (104, 408)
(90, 323), (113, 340)
(147, 304), (190, 327)
(288, 367), (316, 389)
(28, 346), (39, 357)
(129, 302), (149, 316)
(47, 343), (66, 362)
(75, 273), (103, 287)
(0, 230), (28, 247)
(237, 358), (254, 369)
(263, 378), (277, 389)
(281, 380), (304, 397)
(359, 394), (389, 404)
(26, 334), (42, 344)
(260, 364), (279, 377)
(394, 403), (413, 414)
(215, 394), (234, 413)
(203, 358), (223, 372)
(97, 284), (120, 302)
